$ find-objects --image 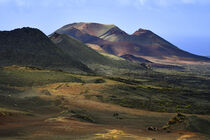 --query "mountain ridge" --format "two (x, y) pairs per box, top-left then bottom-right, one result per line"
(54, 22), (210, 63)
